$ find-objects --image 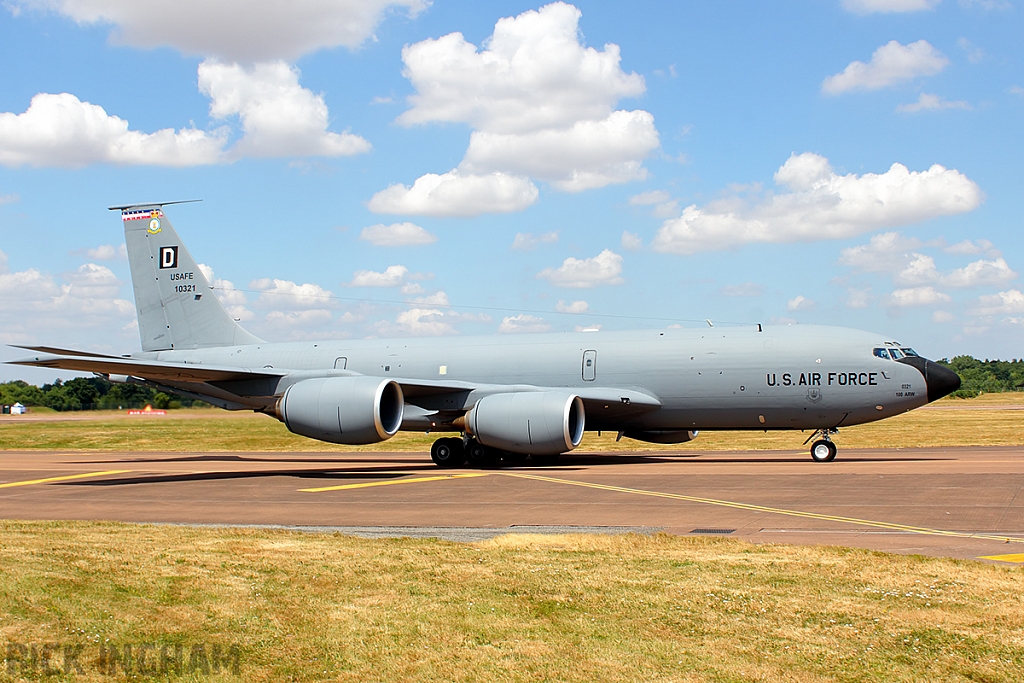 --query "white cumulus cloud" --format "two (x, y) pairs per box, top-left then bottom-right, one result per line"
(397, 2), (645, 133)
(822, 40), (948, 94)
(651, 153), (981, 254)
(367, 171), (539, 217)
(839, 233), (927, 273)
(970, 289), (1024, 316)
(0, 254), (134, 344)
(629, 190), (671, 205)
(375, 307), (491, 337)
(0, 93), (227, 168)
(9, 0), (428, 63)
(349, 265), (410, 287)
(359, 222), (437, 247)
(250, 278), (334, 310)
(787, 295), (814, 311)
(461, 109), (658, 192)
(198, 60), (370, 159)
(83, 243), (126, 260)
(4, 1), (389, 168)
(408, 290), (450, 306)
(893, 254), (941, 285)
(556, 300), (589, 313)
(945, 238), (996, 256)
(841, 233), (1015, 290)
(620, 231), (643, 251)
(375, 2), (657, 215)
(896, 93), (972, 113)
(499, 314), (552, 334)
(943, 258), (1017, 288)
(886, 286), (952, 307)
(538, 249), (624, 288)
